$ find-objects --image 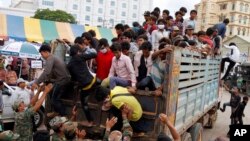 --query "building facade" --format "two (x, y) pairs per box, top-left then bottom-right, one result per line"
(195, 0), (250, 38)
(9, 0), (153, 27)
